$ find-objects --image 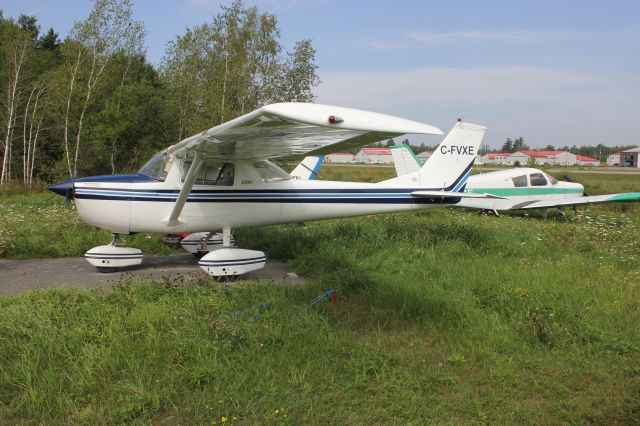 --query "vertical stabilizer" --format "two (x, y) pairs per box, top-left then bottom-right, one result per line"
(391, 145), (423, 176)
(290, 156), (324, 180)
(381, 121), (485, 190)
